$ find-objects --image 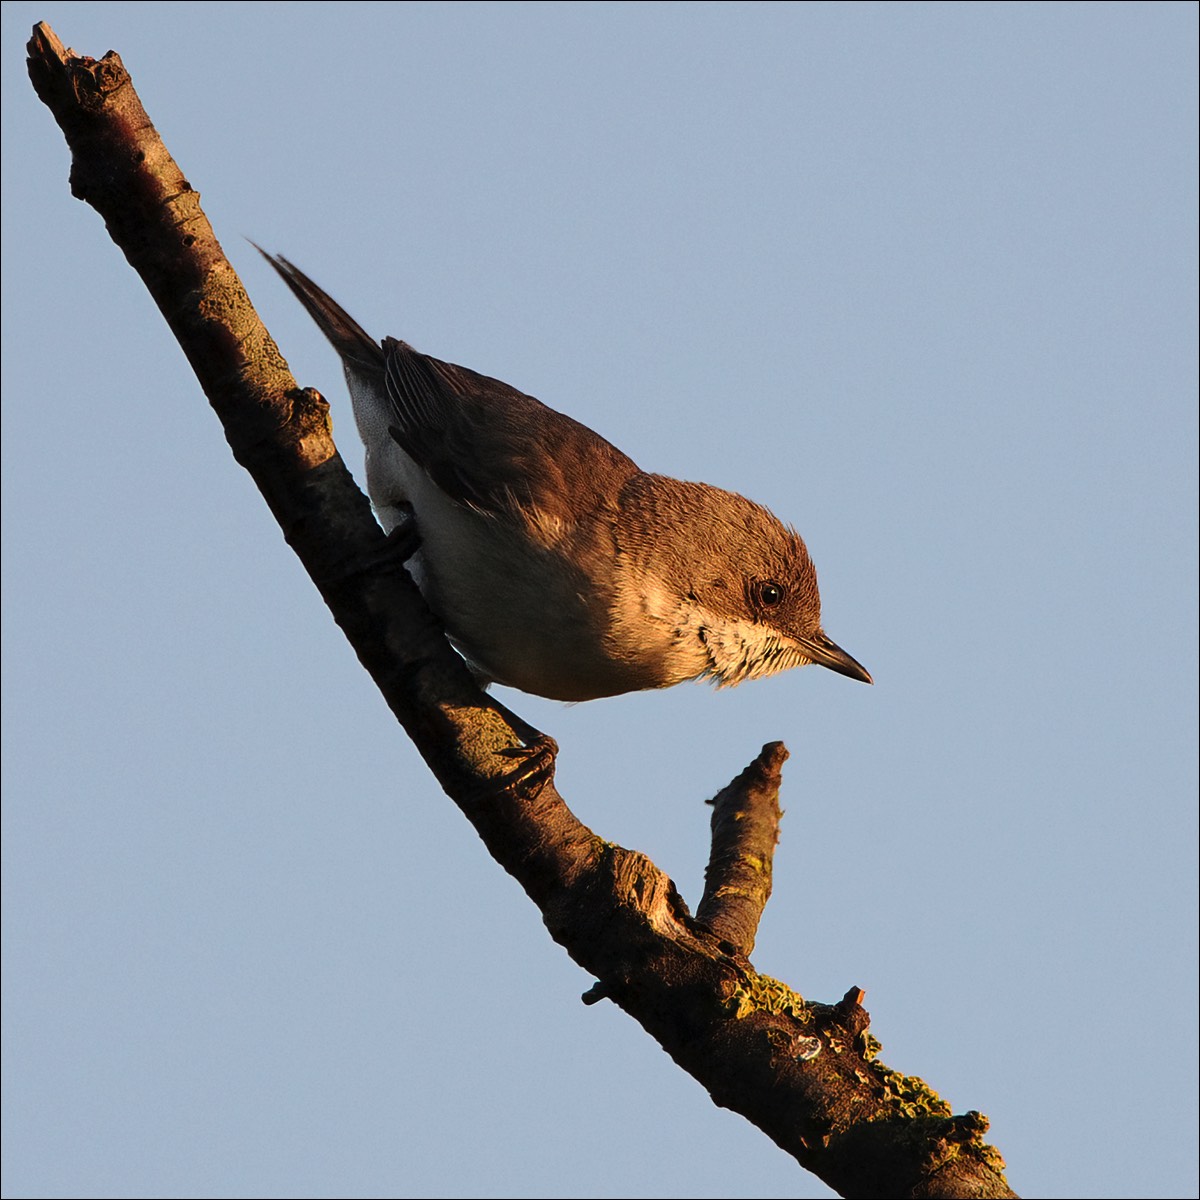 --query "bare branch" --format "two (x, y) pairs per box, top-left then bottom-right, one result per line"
(27, 23), (1017, 1199)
